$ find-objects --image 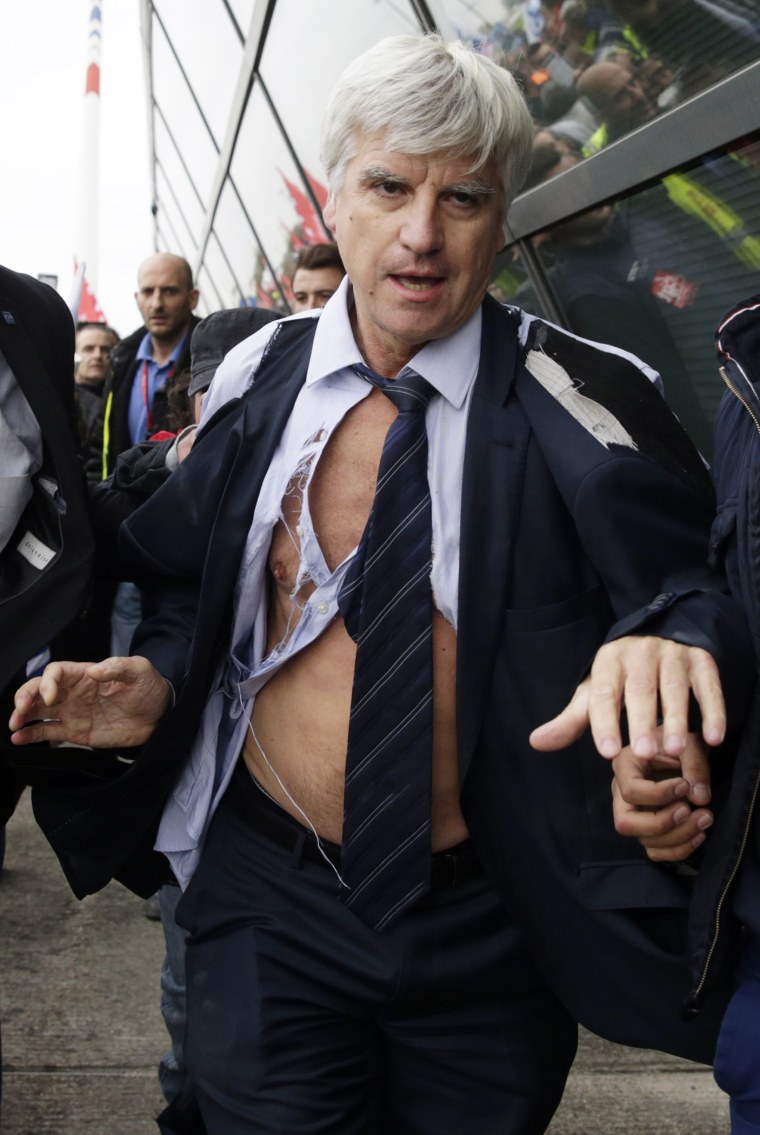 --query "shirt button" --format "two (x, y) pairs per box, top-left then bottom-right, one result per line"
(295, 524), (303, 537)
(317, 601), (329, 615)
